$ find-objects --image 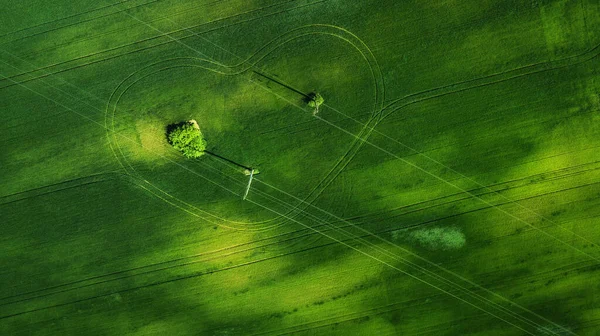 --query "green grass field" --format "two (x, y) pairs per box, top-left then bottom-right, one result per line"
(2, 0), (600, 335)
